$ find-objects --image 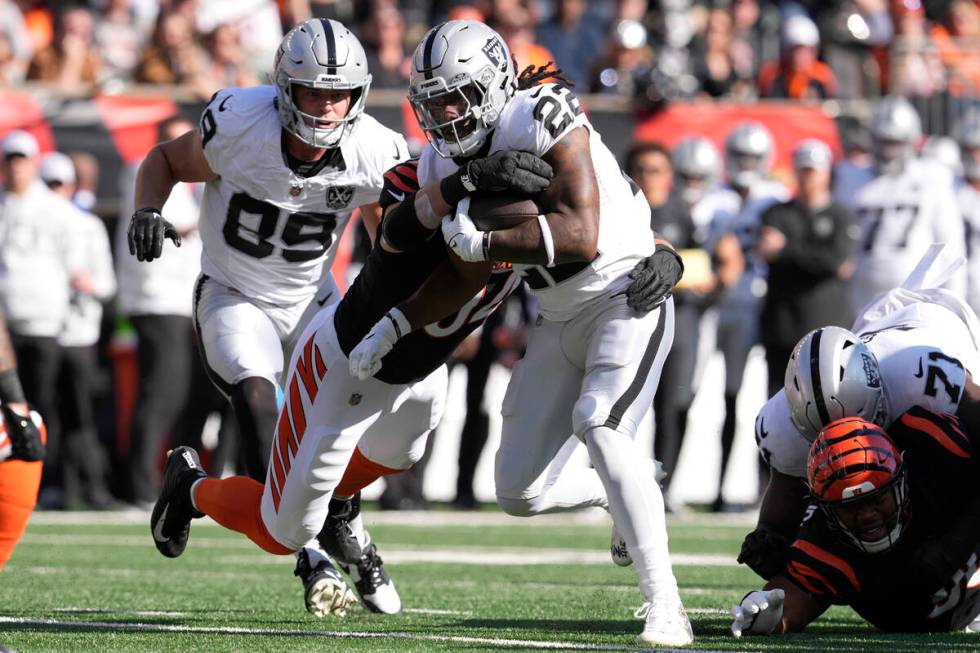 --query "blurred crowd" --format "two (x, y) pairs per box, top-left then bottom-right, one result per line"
(0, 0), (978, 511)
(0, 0), (977, 102)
